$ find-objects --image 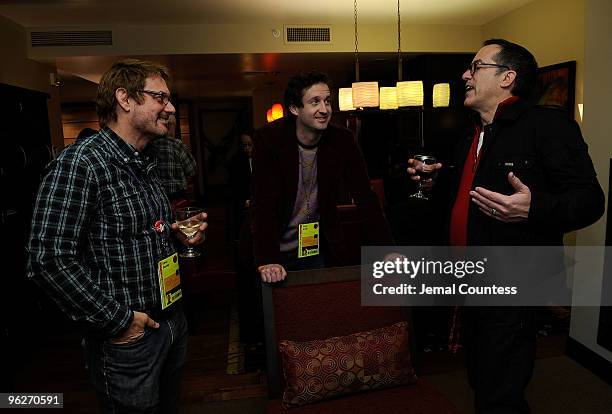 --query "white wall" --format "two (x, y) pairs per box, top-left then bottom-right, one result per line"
(482, 0), (611, 363)
(482, 0), (585, 123)
(26, 23), (482, 58)
(569, 0), (612, 363)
